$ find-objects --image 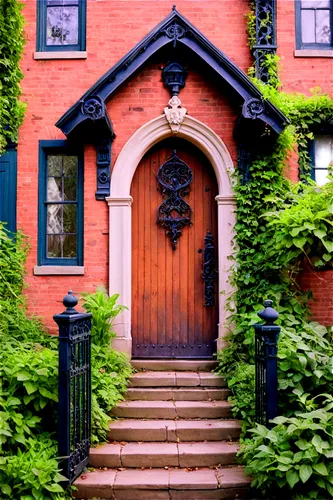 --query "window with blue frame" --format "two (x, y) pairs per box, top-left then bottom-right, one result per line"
(295, 0), (332, 49)
(38, 141), (83, 266)
(309, 134), (333, 185)
(37, 0), (86, 52)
